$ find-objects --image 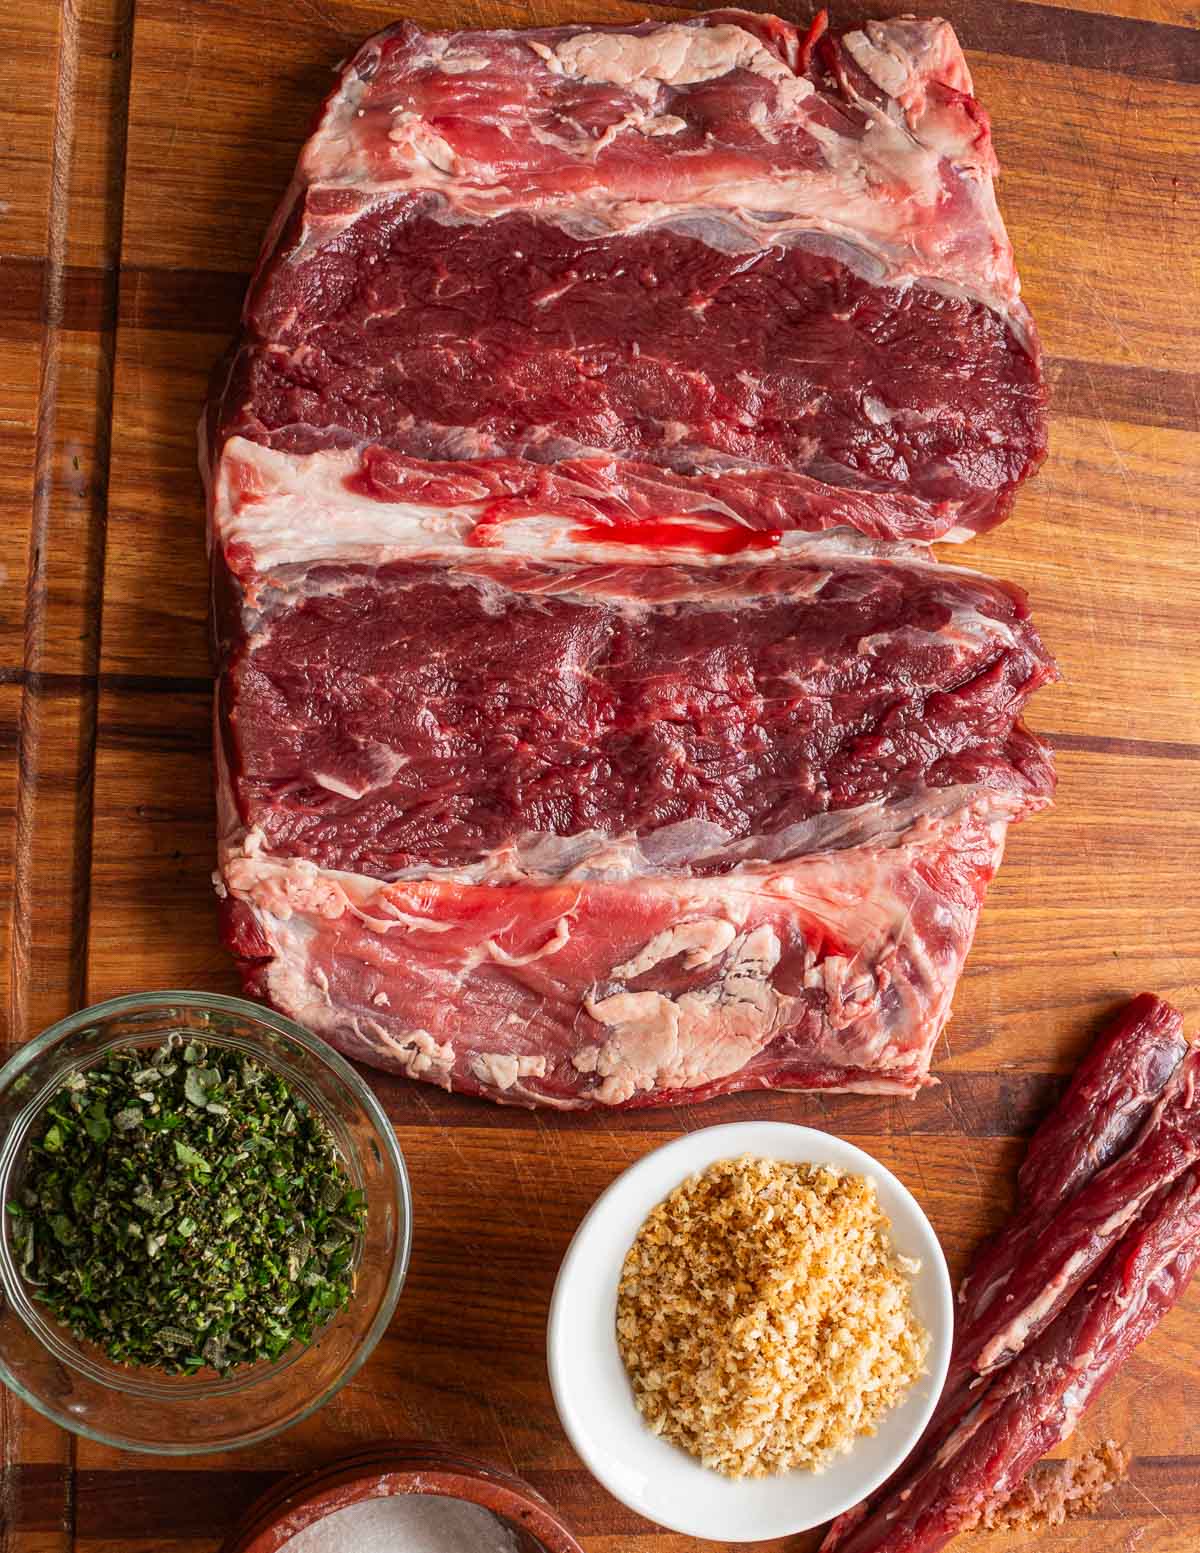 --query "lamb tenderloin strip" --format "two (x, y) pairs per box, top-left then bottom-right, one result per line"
(954, 1041), (1200, 1380)
(838, 1034), (1199, 1542)
(948, 993), (1187, 1389)
(827, 1167), (1200, 1553)
(1016, 993), (1187, 1215)
(821, 995), (1189, 1551)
